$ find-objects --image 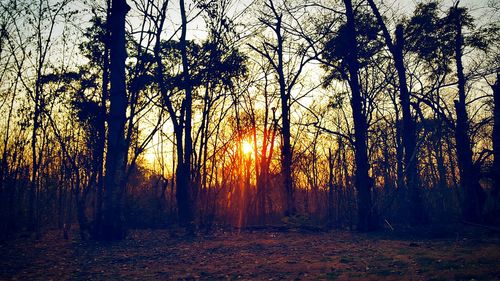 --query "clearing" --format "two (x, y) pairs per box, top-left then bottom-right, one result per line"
(1, 225), (499, 280)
